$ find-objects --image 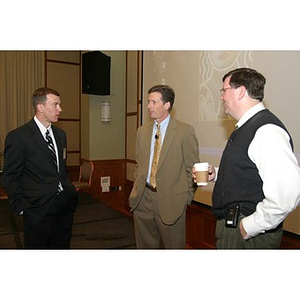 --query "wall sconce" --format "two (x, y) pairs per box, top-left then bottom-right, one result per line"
(101, 101), (111, 122)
